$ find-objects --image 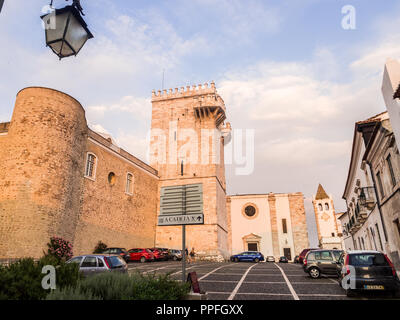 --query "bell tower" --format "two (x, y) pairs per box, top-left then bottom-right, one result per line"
(150, 82), (231, 260)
